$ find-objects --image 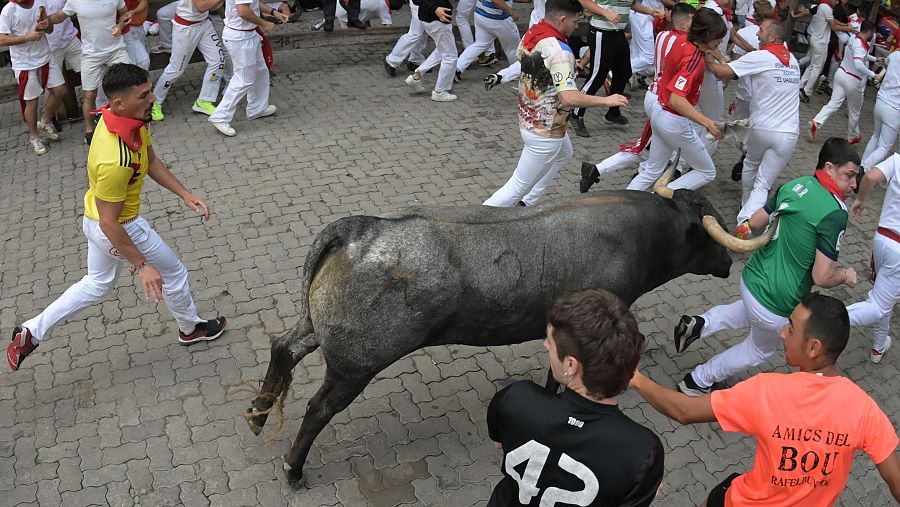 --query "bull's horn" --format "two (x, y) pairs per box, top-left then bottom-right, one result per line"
(702, 215), (780, 253)
(652, 149), (681, 199)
